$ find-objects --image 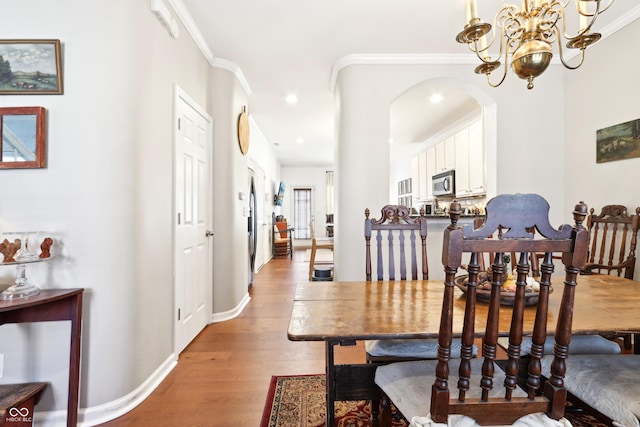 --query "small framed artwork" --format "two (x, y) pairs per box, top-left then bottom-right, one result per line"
(596, 118), (640, 163)
(0, 39), (63, 95)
